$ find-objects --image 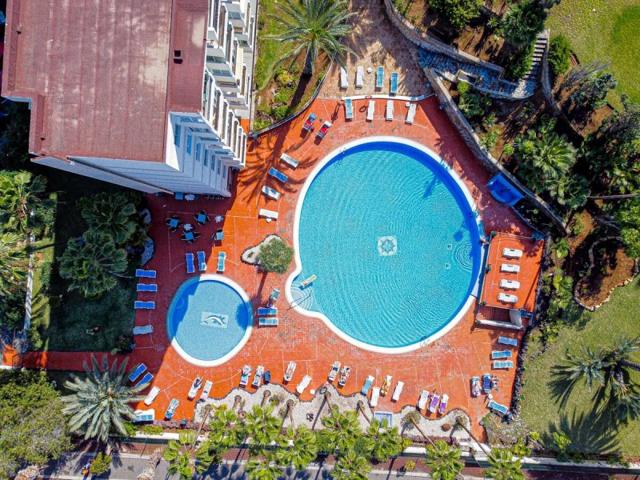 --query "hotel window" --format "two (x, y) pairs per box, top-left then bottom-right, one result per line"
(186, 134), (192, 154)
(223, 166), (227, 179)
(217, 157), (221, 174)
(211, 158), (216, 171)
(204, 150), (209, 167)
(174, 124), (181, 146)
(195, 143), (202, 161)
